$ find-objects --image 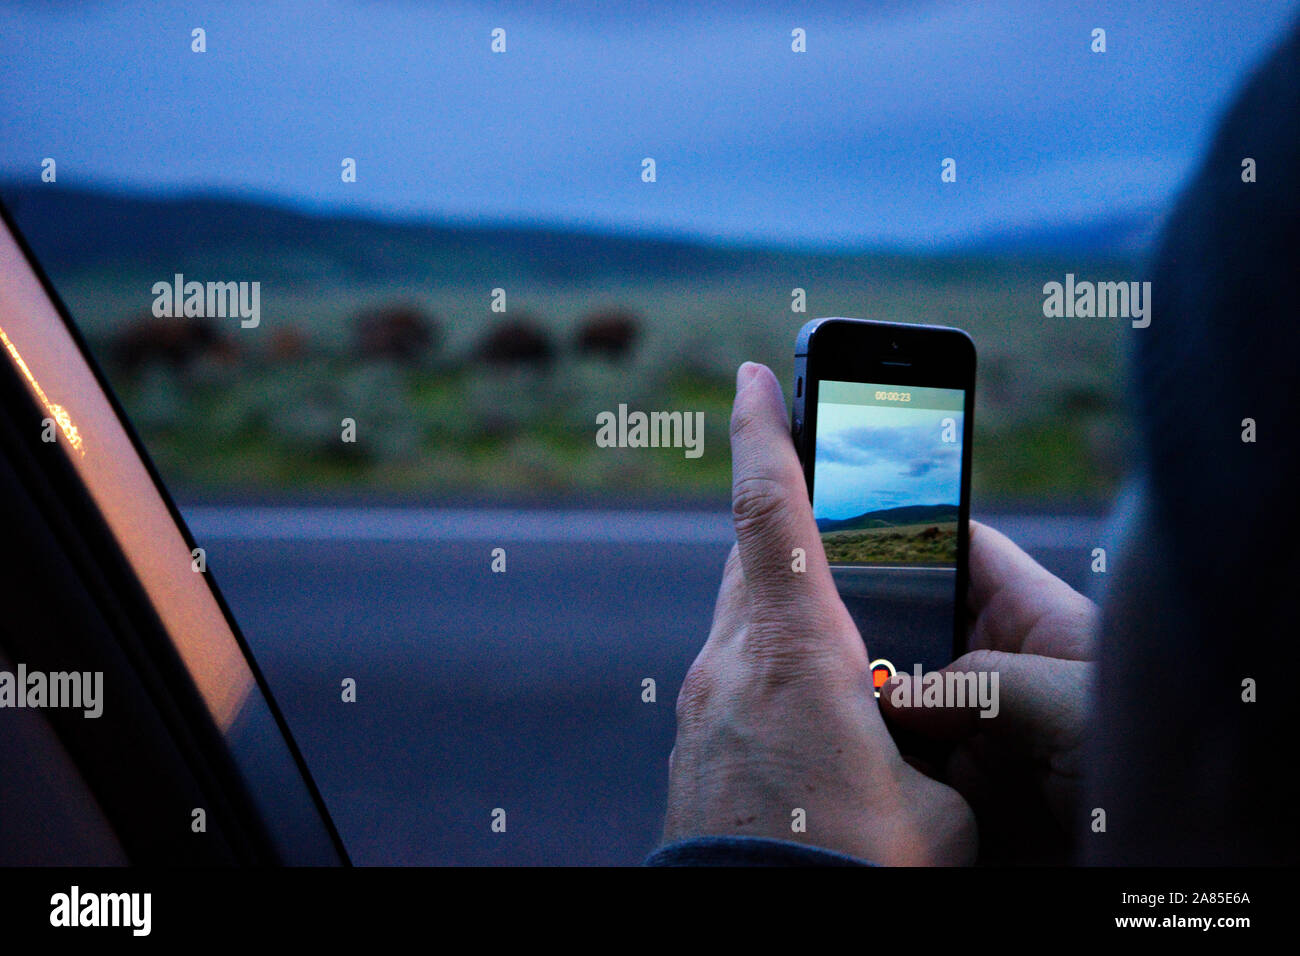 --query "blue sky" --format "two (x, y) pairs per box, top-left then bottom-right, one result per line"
(813, 404), (962, 520)
(2, 1), (1297, 250)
